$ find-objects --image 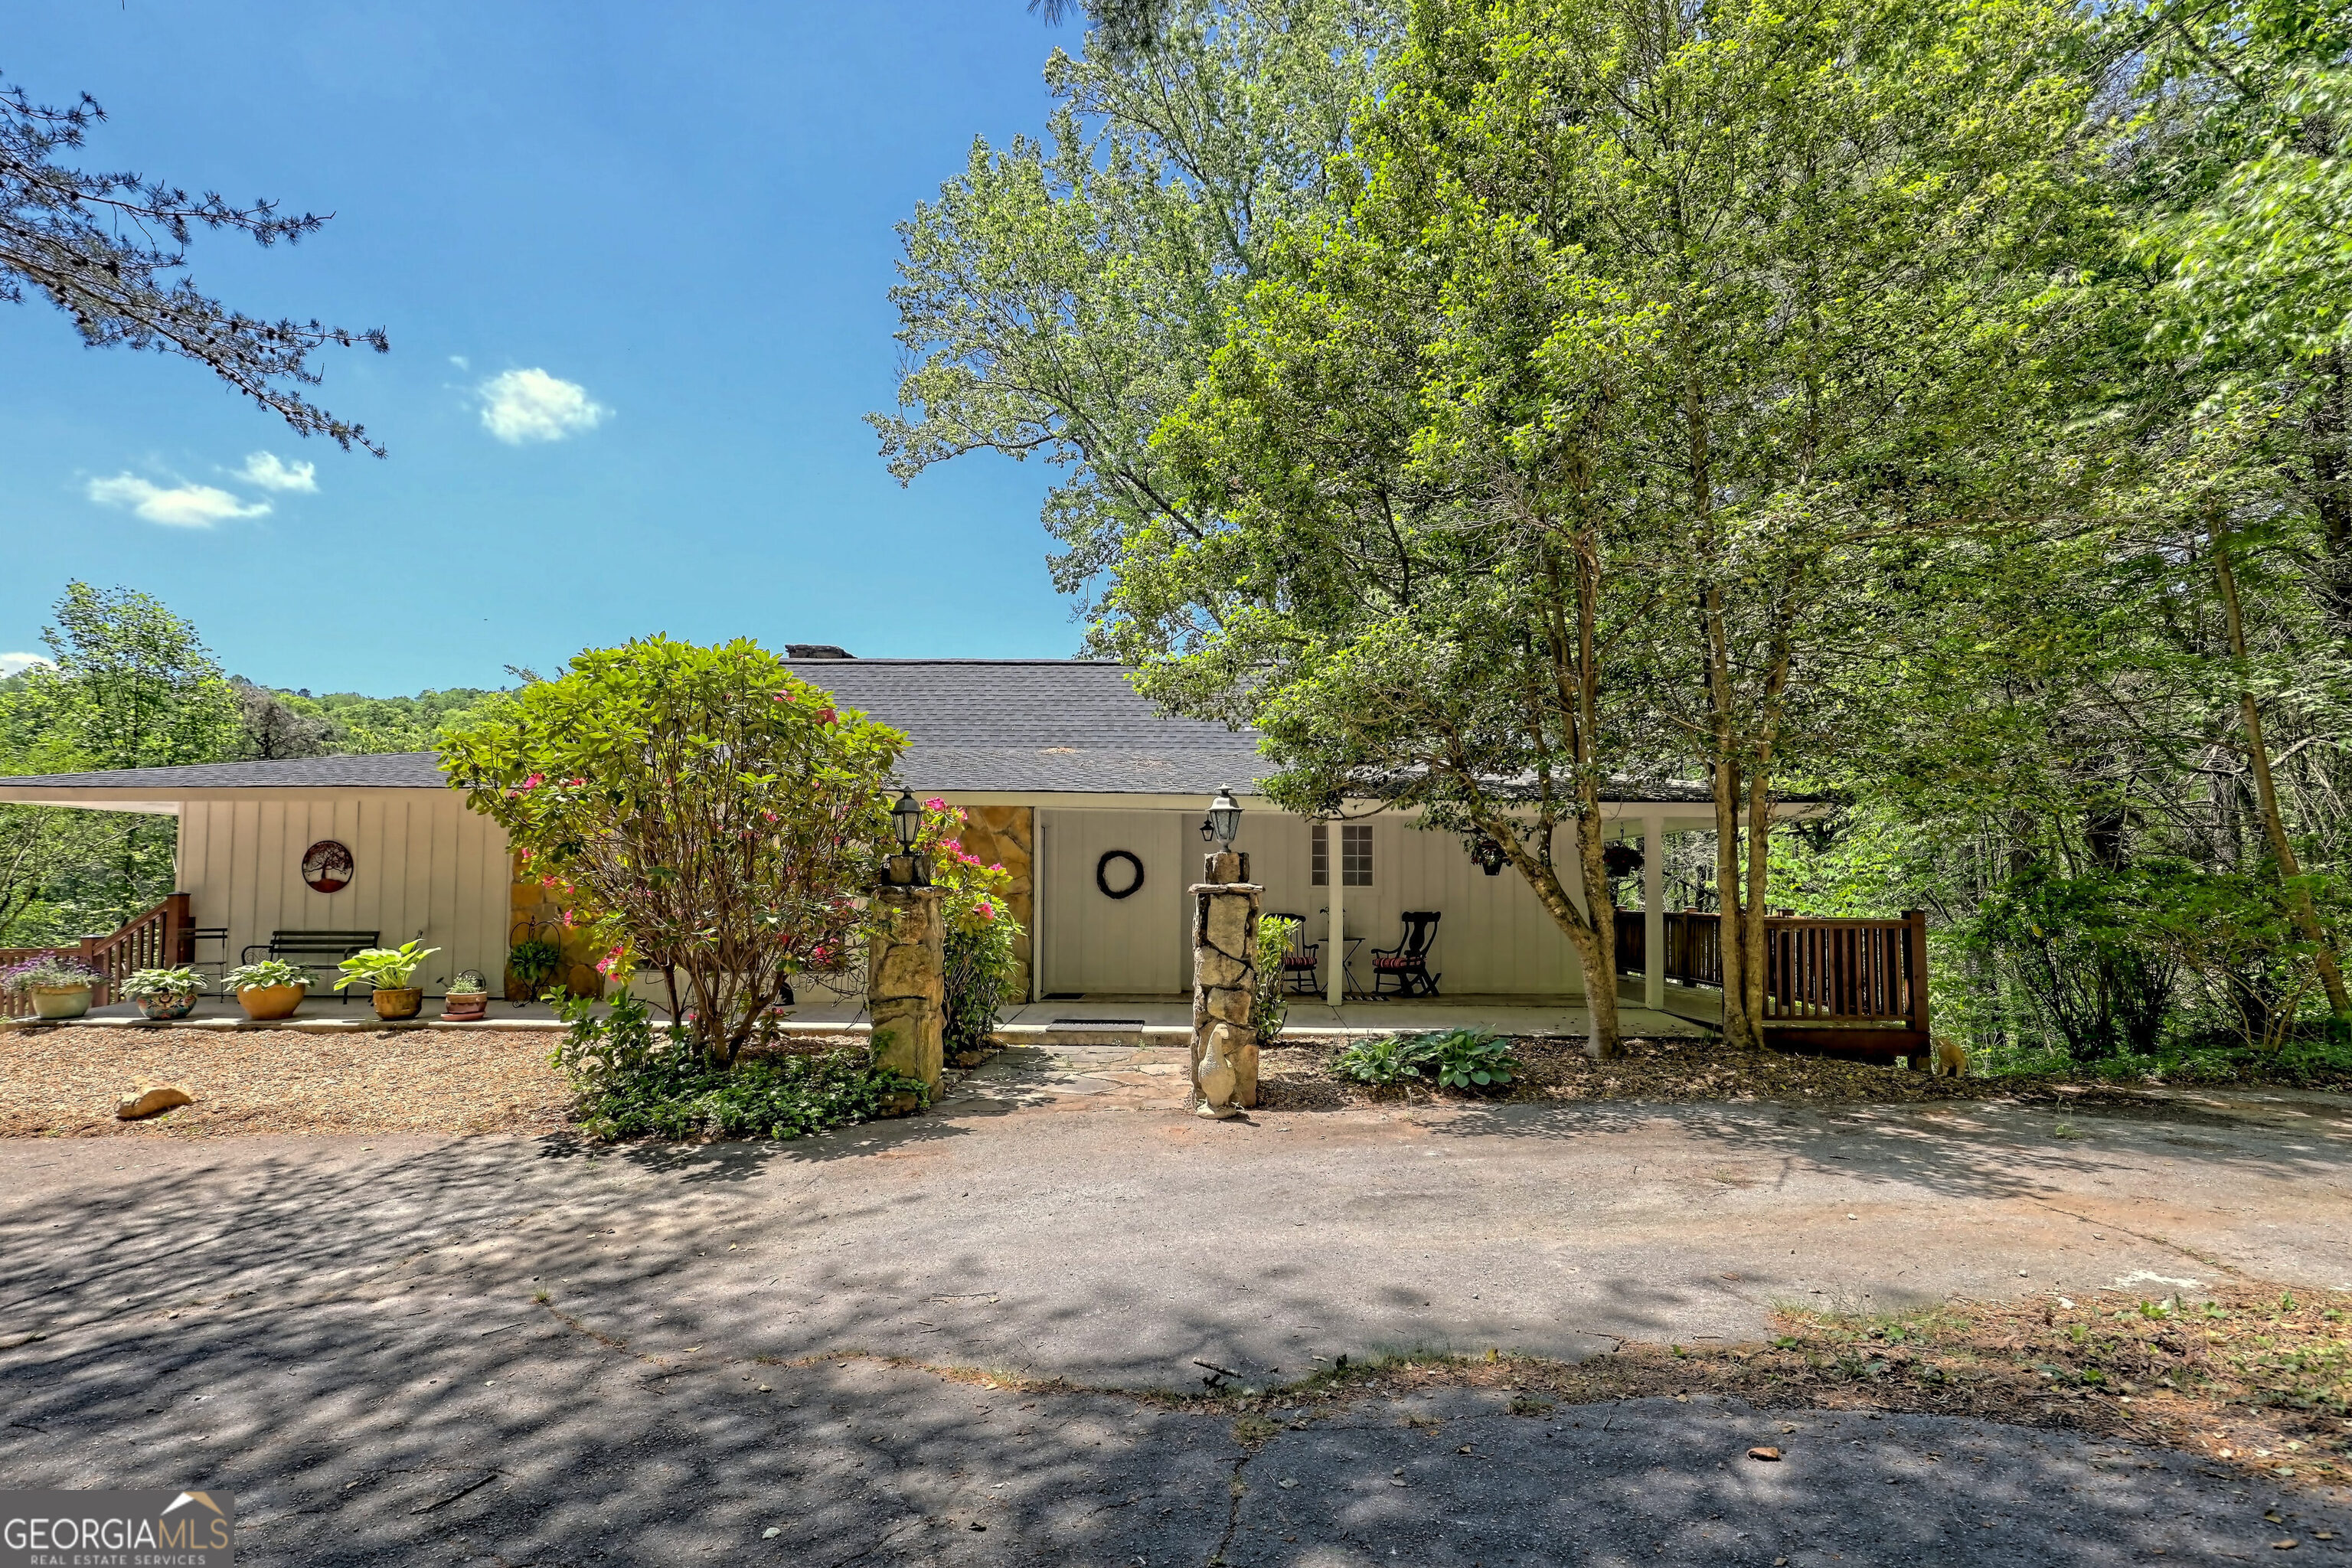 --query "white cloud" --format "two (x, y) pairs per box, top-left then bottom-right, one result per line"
(237, 451), (318, 493)
(86, 474), (270, 528)
(0, 652), (48, 679)
(478, 368), (607, 445)
(449, 354), (470, 371)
